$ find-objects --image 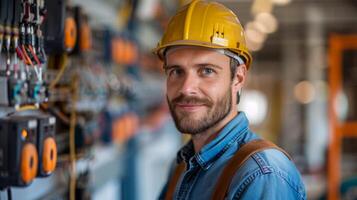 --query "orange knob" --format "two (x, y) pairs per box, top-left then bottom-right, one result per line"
(80, 22), (92, 51)
(42, 137), (57, 174)
(21, 143), (38, 184)
(64, 16), (77, 51)
(118, 39), (125, 64)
